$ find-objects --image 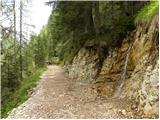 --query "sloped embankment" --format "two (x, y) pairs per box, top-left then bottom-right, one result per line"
(67, 15), (159, 118)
